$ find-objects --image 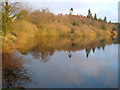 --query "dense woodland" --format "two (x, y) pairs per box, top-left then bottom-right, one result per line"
(1, 1), (118, 53)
